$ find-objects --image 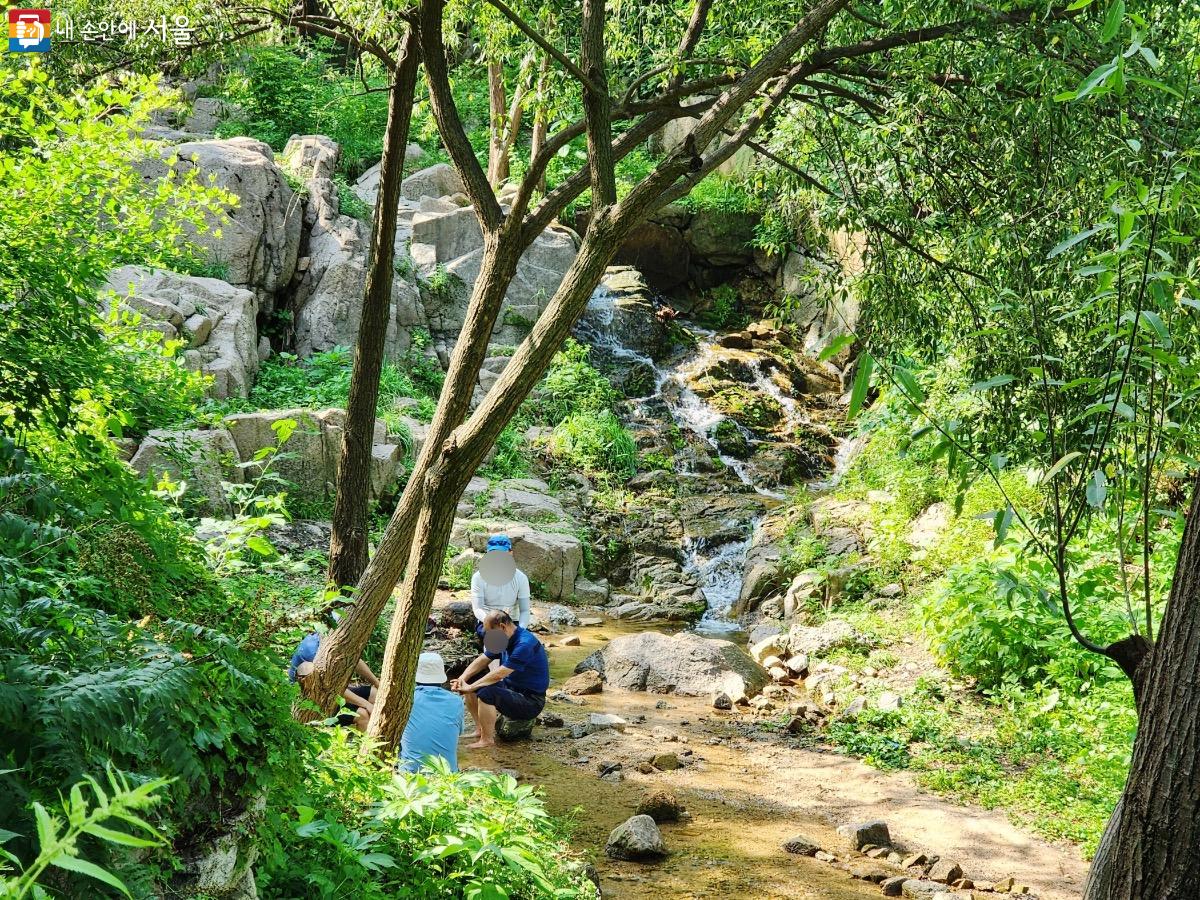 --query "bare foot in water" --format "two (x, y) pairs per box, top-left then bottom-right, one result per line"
(467, 739), (495, 749)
